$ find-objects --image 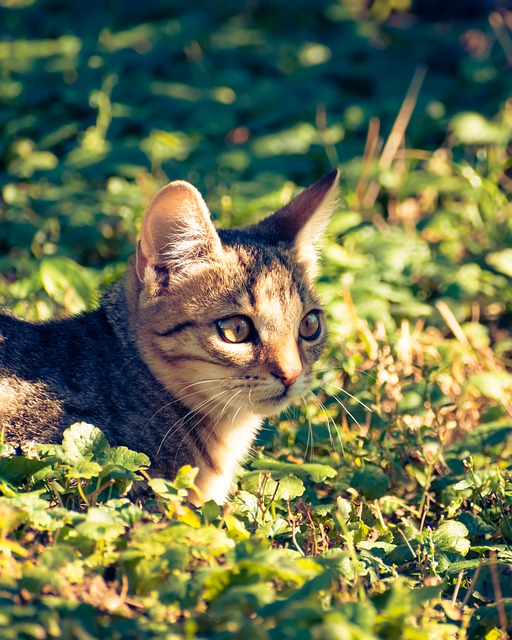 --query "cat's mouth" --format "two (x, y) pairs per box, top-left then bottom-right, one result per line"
(254, 387), (297, 413)
(267, 392), (289, 404)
